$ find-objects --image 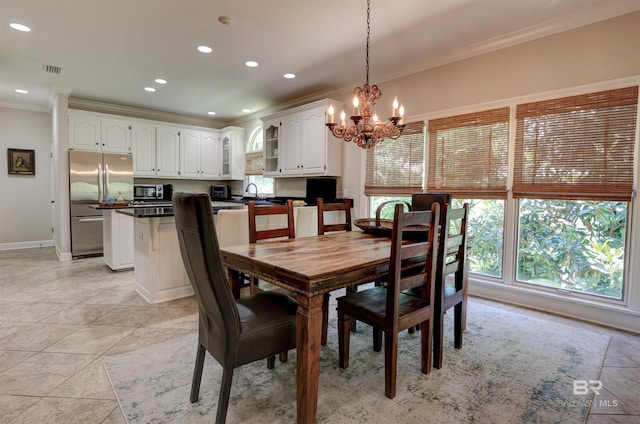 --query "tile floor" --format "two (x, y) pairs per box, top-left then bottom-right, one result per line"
(0, 247), (639, 423)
